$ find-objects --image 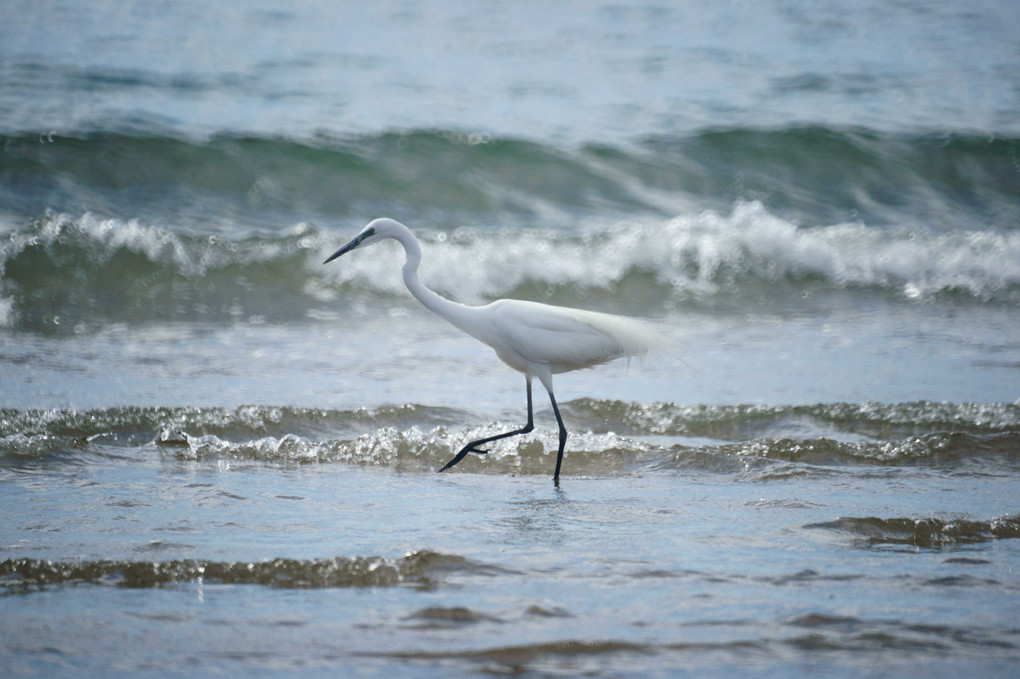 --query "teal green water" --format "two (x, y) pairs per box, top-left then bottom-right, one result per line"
(2, 1), (1019, 676)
